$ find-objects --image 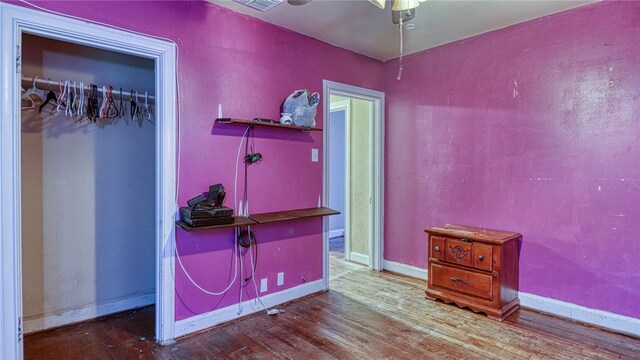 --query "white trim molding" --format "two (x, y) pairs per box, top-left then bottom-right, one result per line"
(519, 292), (640, 338)
(0, 3), (177, 357)
(349, 252), (370, 266)
(383, 260), (428, 280)
(381, 260), (639, 337)
(24, 294), (155, 335)
(322, 80), (385, 291)
(175, 280), (324, 338)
